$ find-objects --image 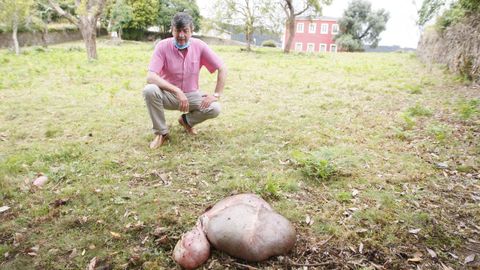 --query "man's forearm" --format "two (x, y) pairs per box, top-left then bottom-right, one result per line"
(214, 65), (227, 95)
(146, 71), (181, 94)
